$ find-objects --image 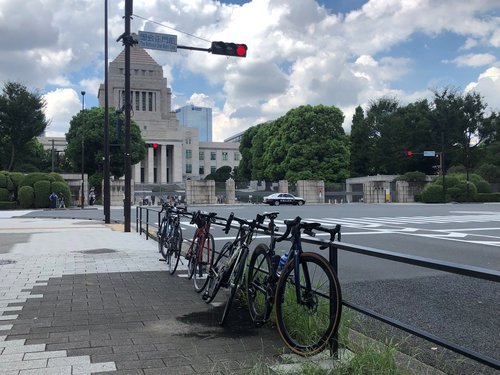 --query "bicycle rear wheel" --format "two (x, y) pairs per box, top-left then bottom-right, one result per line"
(274, 252), (342, 356)
(193, 234), (215, 293)
(247, 244), (273, 324)
(167, 225), (183, 275)
(203, 241), (233, 304)
(159, 220), (170, 260)
(219, 246), (248, 326)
